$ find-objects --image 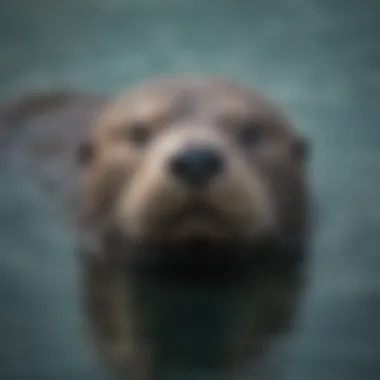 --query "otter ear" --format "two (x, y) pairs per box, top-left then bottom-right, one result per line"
(76, 140), (94, 165)
(291, 136), (310, 163)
